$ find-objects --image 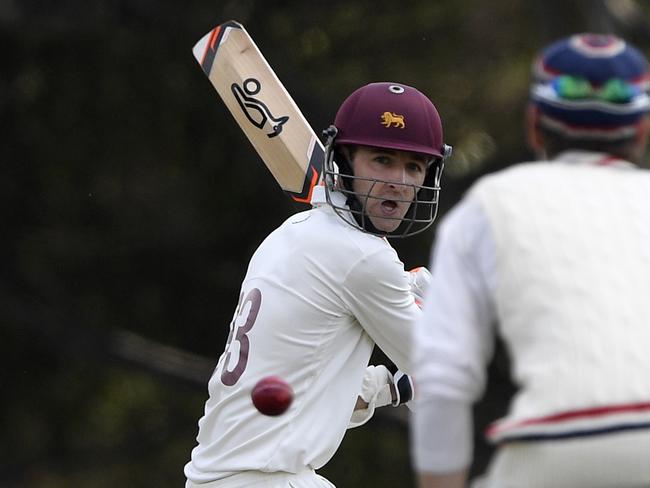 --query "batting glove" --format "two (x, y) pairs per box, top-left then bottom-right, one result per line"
(348, 365), (415, 428)
(407, 266), (431, 308)
(348, 365), (392, 428)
